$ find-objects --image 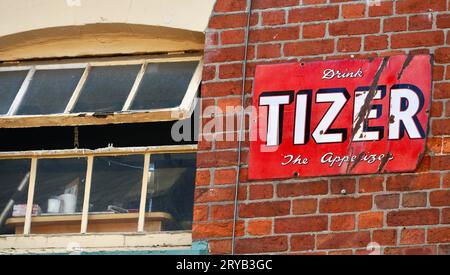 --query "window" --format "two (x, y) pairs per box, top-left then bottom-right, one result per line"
(0, 54), (202, 128)
(0, 54), (201, 236)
